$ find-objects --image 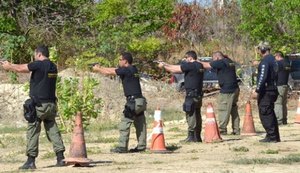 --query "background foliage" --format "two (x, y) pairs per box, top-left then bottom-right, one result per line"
(2, 0), (300, 129)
